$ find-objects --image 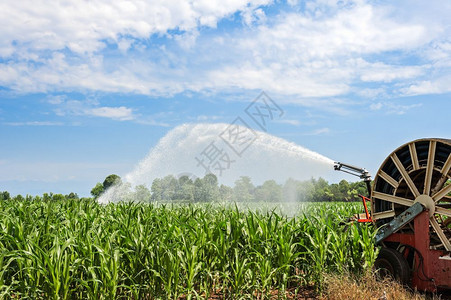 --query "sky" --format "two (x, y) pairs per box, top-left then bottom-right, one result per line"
(0, 0), (450, 197)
